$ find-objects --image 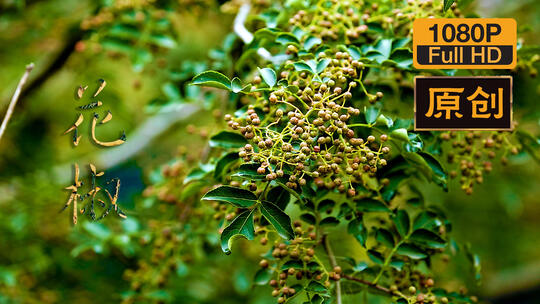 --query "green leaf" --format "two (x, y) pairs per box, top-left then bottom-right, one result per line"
(317, 199), (335, 212)
(258, 67), (277, 88)
(356, 198), (390, 212)
(180, 180), (207, 201)
(231, 77), (243, 93)
(465, 244), (482, 281)
(161, 82), (181, 100)
(316, 58), (331, 73)
(390, 260), (405, 271)
(209, 131), (247, 149)
(515, 130), (540, 162)
(367, 250), (385, 264)
(191, 71), (231, 91)
(304, 35), (322, 50)
(108, 24), (140, 39)
(293, 61), (314, 73)
(419, 152), (448, 190)
(394, 210), (410, 238)
(348, 217), (367, 247)
(287, 84), (300, 94)
(266, 186), (291, 210)
(300, 213), (316, 224)
(202, 186), (257, 208)
(281, 260), (304, 270)
(305, 281), (328, 293)
(214, 152), (240, 179)
(260, 201), (294, 240)
(413, 211), (441, 231)
(234, 269), (251, 294)
(403, 152), (429, 171)
(389, 49), (413, 69)
(376, 228), (395, 248)
(390, 128), (409, 141)
(410, 229), (446, 249)
(146, 290), (172, 301)
(220, 209), (256, 254)
(277, 32), (300, 45)
(348, 46), (362, 60)
(233, 163), (266, 180)
(148, 34), (177, 48)
(396, 243), (427, 259)
(375, 38), (393, 58)
(364, 106), (380, 124)
(366, 38), (393, 63)
(83, 222), (111, 240)
(353, 261), (368, 272)
(392, 38), (411, 50)
(375, 114), (393, 128)
(254, 269), (273, 285)
(184, 166), (212, 184)
(320, 216), (340, 227)
(443, 0), (456, 12)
